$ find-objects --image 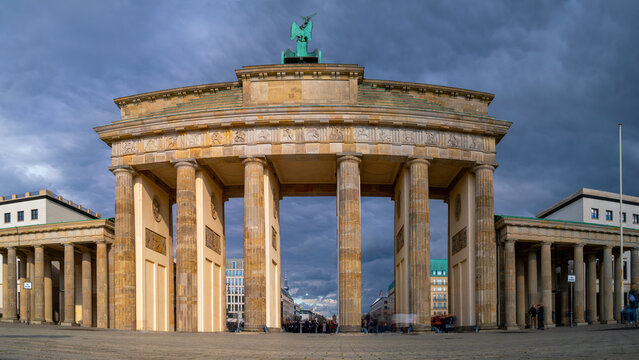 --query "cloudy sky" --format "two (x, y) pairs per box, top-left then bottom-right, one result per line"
(1, 1), (638, 317)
